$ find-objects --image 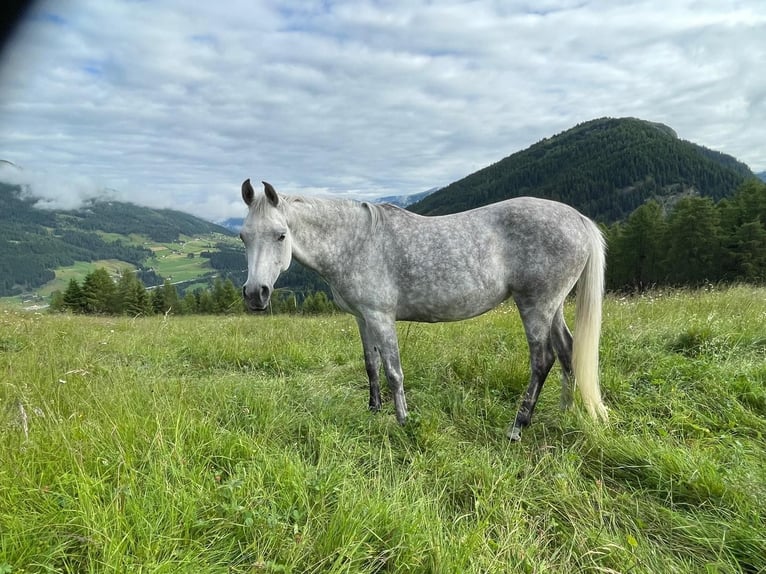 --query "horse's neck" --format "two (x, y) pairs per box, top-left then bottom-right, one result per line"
(286, 198), (370, 279)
